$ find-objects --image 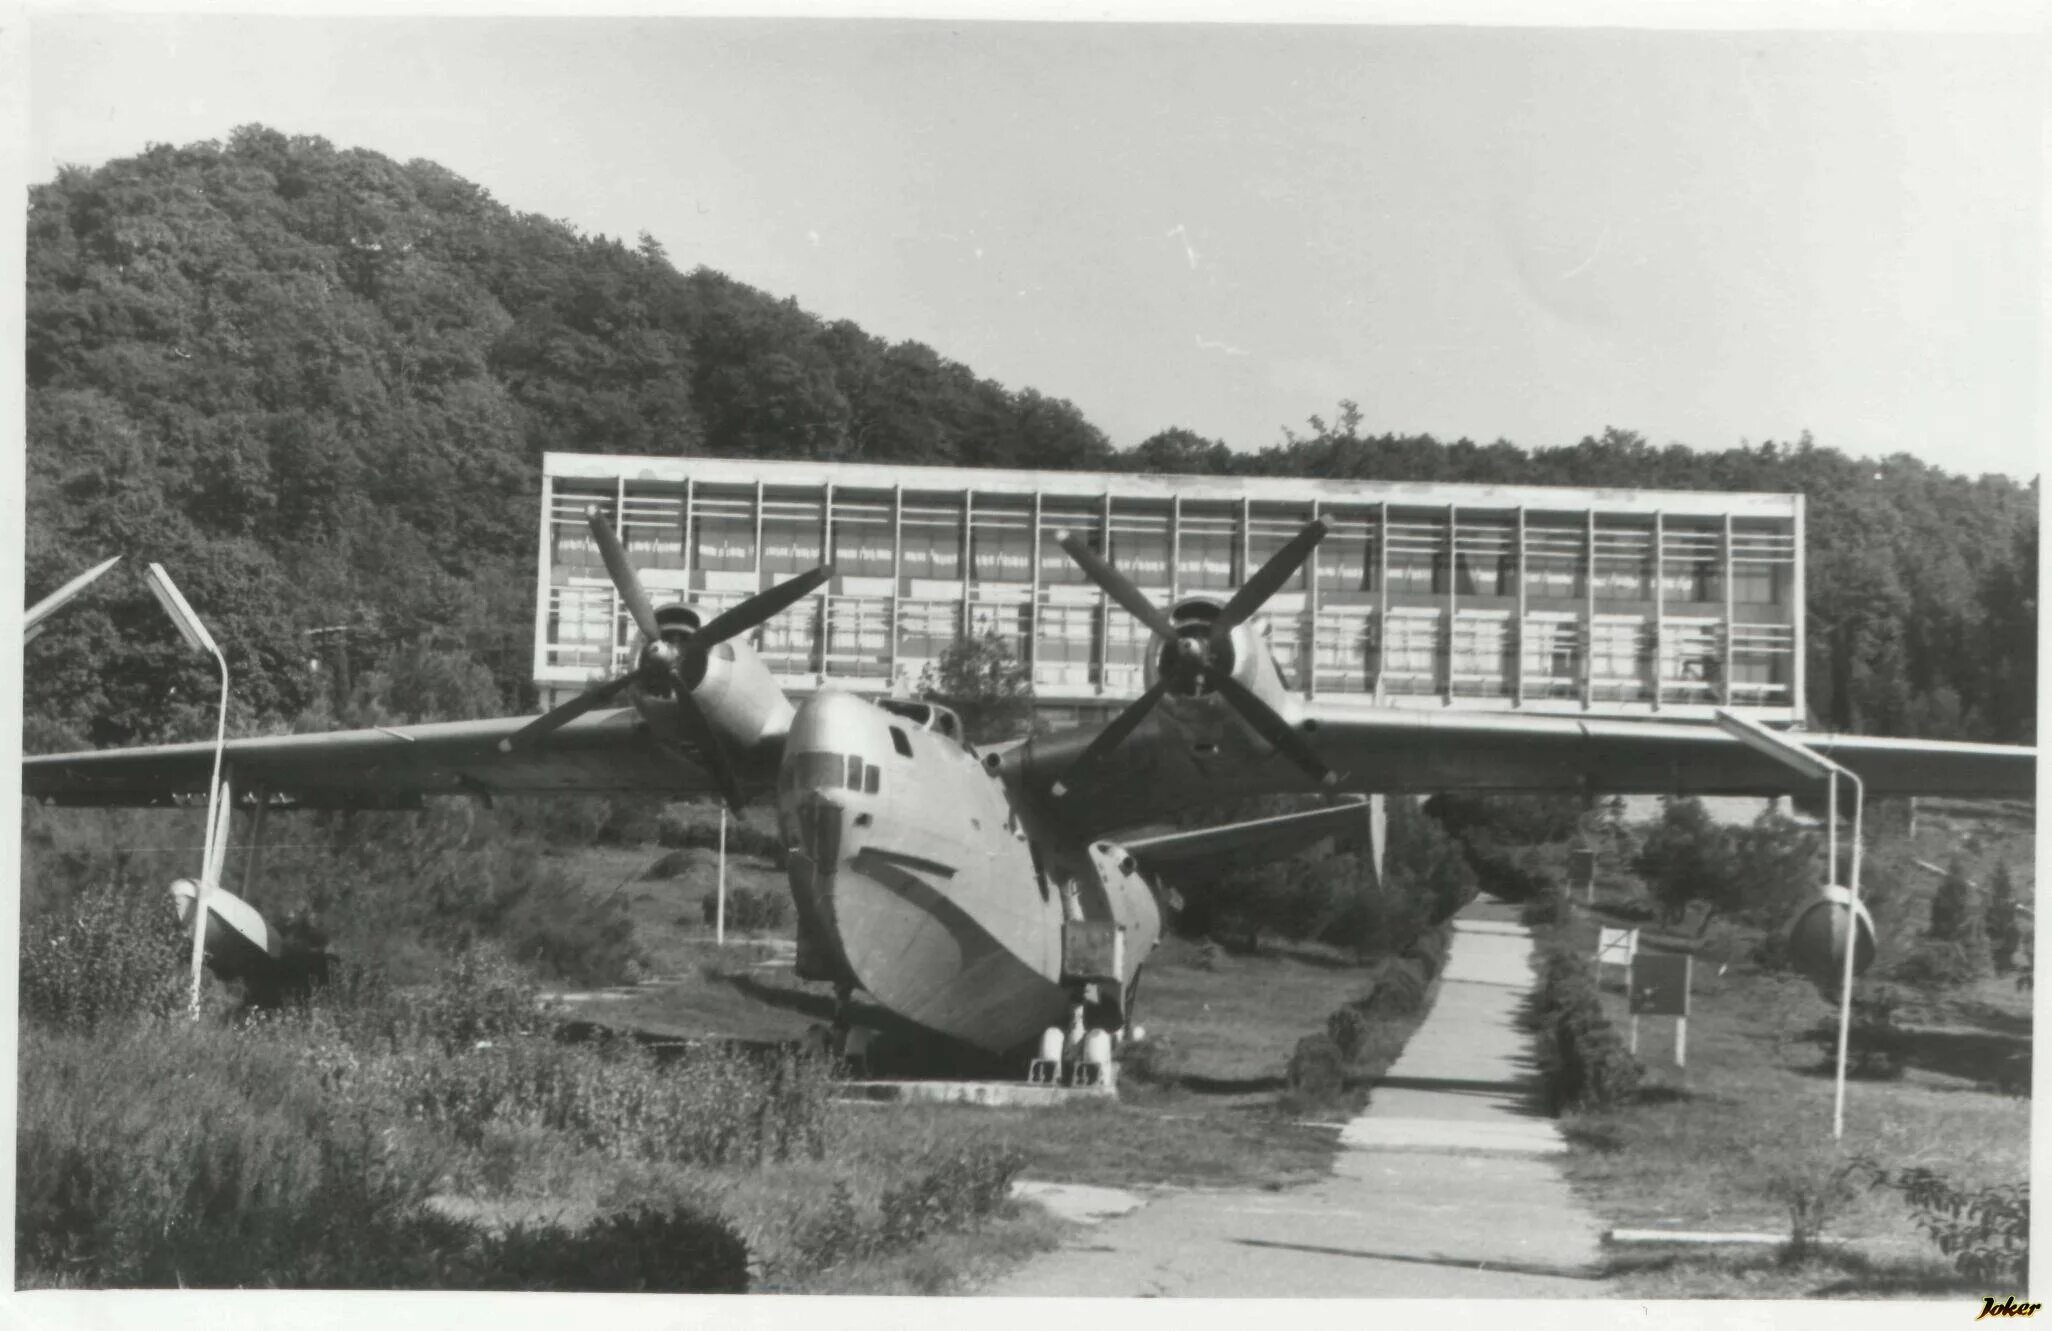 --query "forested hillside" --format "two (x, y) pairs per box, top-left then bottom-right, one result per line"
(24, 128), (2037, 750)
